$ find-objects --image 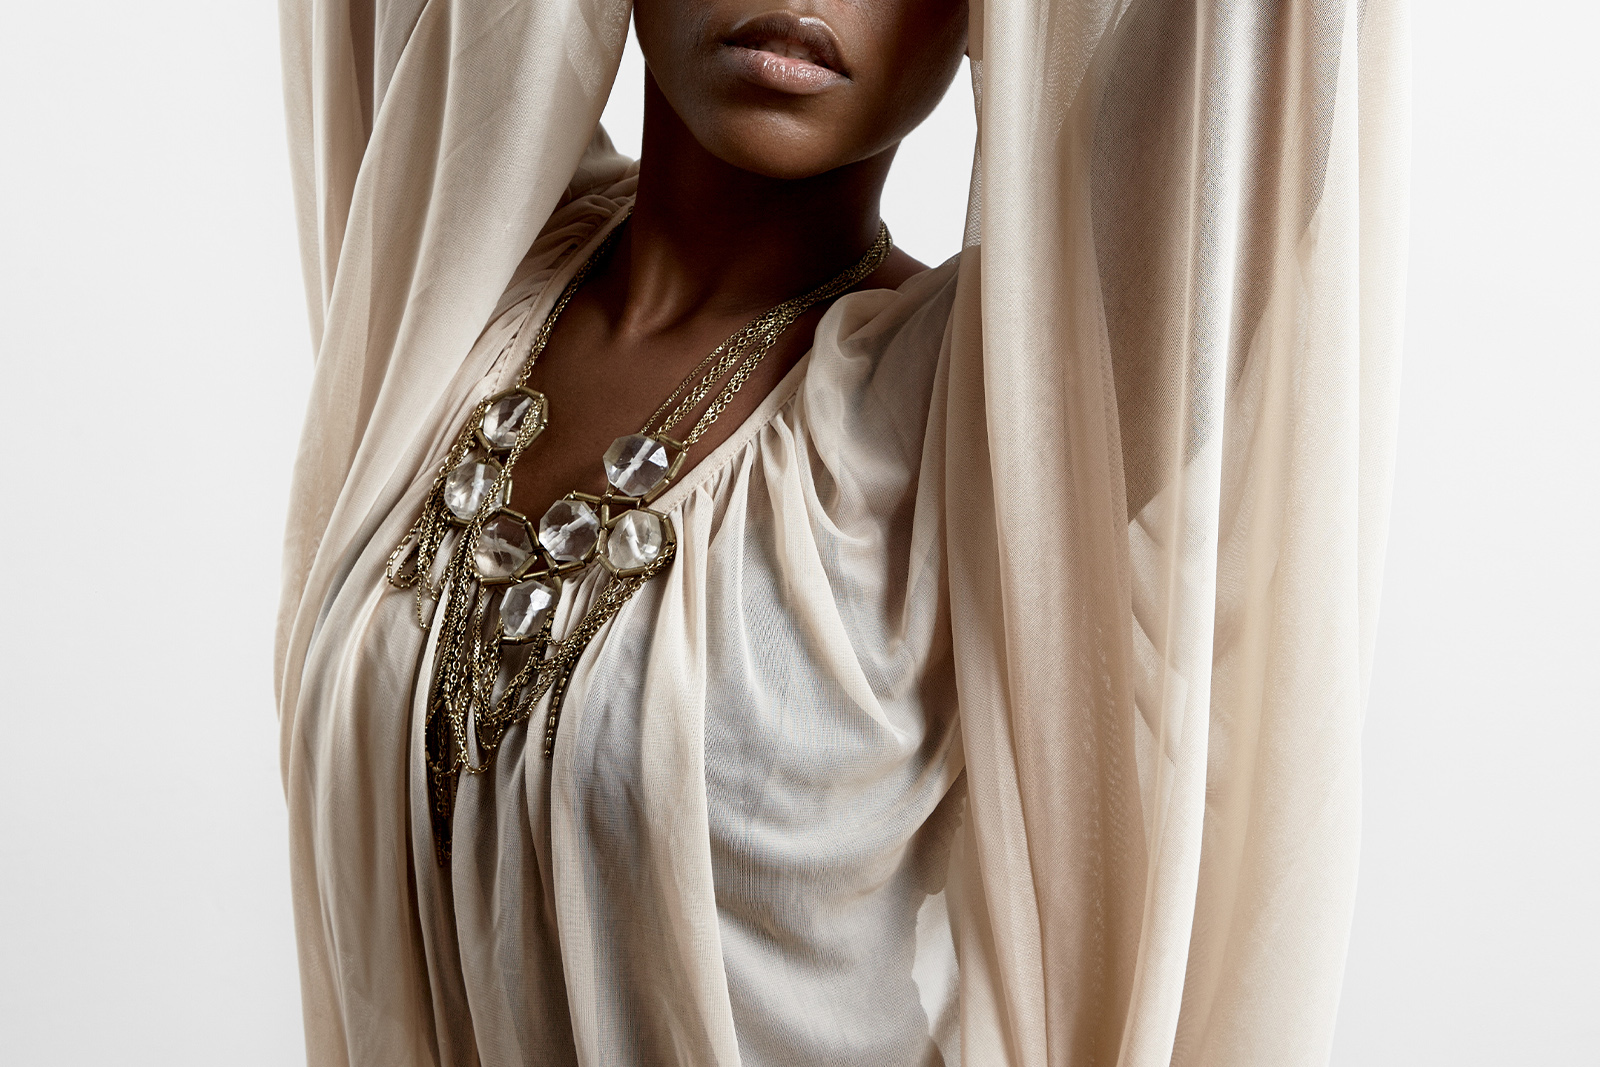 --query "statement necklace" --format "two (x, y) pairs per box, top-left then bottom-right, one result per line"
(387, 213), (893, 860)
